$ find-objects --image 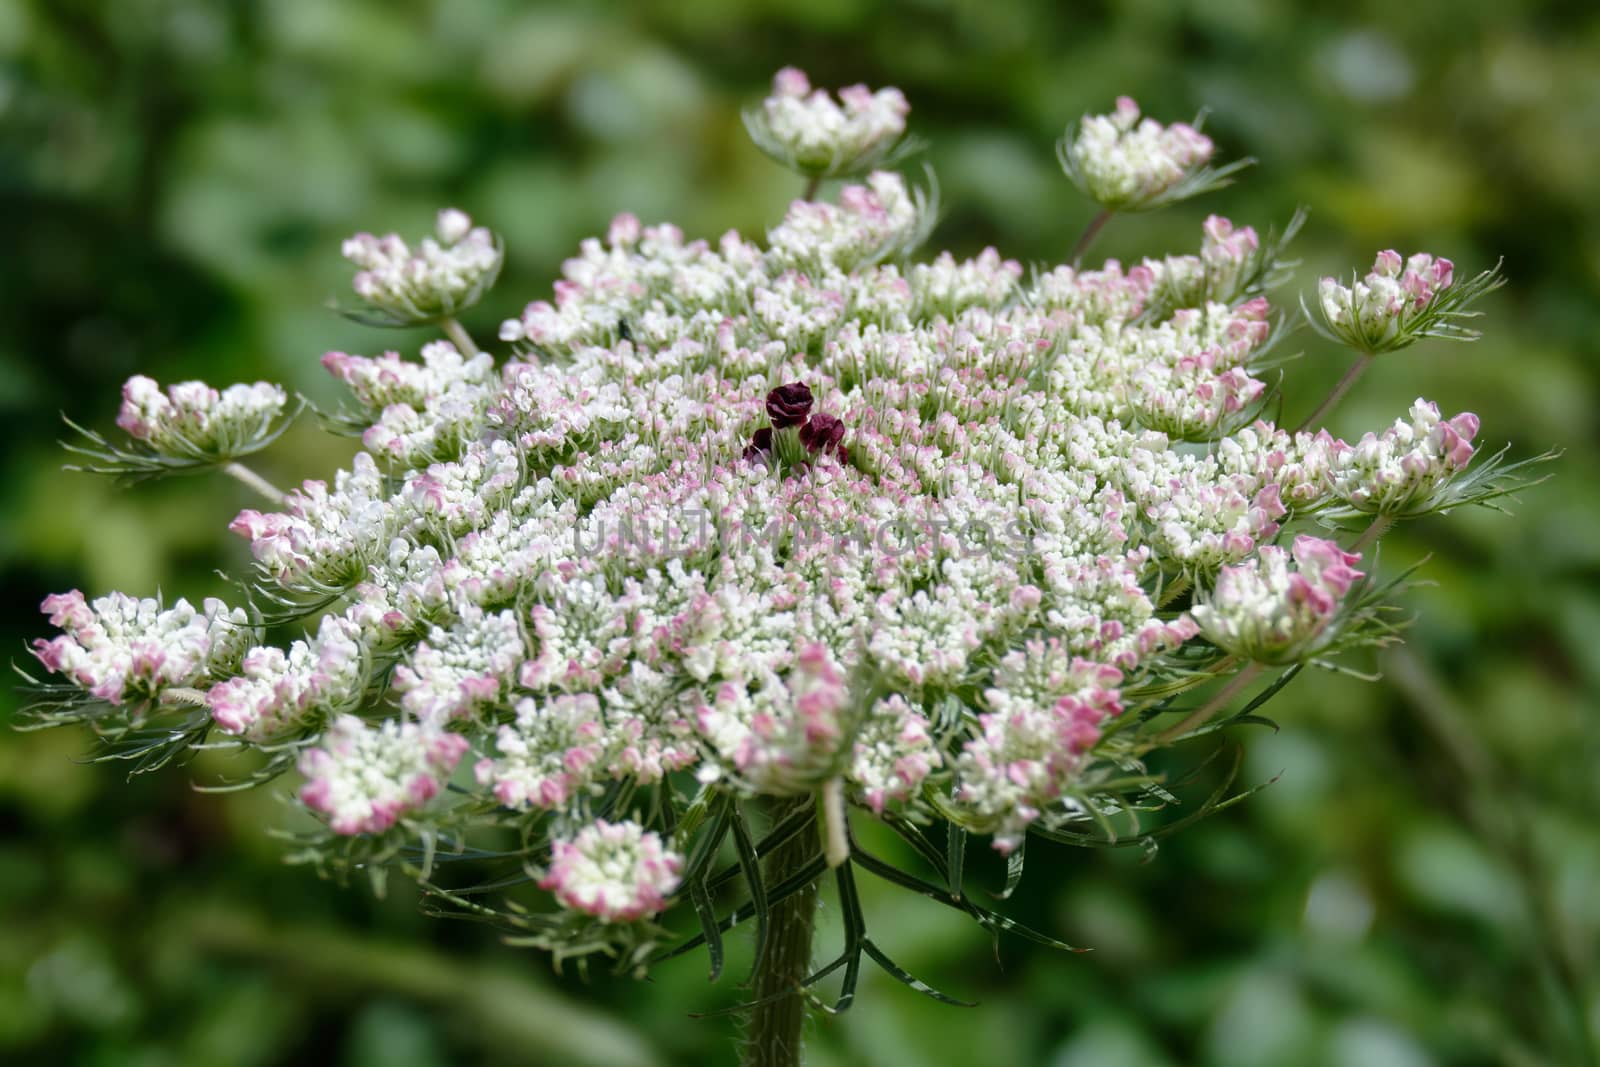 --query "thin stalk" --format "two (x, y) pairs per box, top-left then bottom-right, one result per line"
(442, 316), (481, 357)
(1349, 513), (1394, 554)
(1069, 208), (1112, 265)
(801, 175), (823, 202)
(222, 461), (286, 506)
(1295, 352), (1373, 433)
(1154, 662), (1264, 746)
(818, 778), (850, 868)
(743, 797), (822, 1067)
